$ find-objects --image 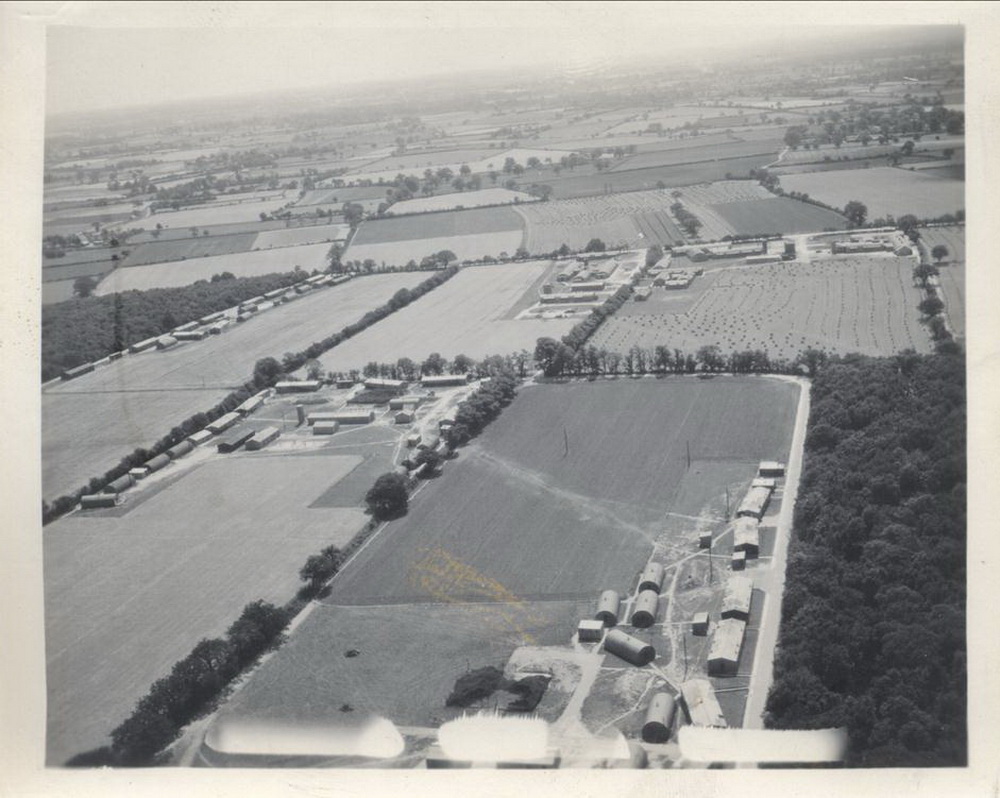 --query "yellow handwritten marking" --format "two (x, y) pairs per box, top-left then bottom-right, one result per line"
(409, 548), (548, 645)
